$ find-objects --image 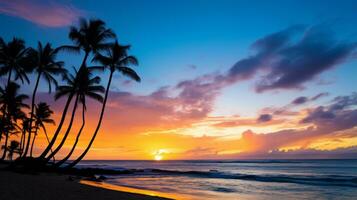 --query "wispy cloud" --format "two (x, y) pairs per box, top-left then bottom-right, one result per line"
(0, 0), (84, 27)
